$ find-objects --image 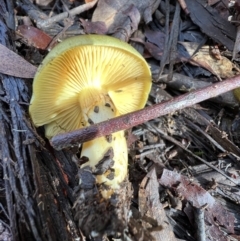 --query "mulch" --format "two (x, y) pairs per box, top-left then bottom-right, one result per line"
(1, 0), (240, 240)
